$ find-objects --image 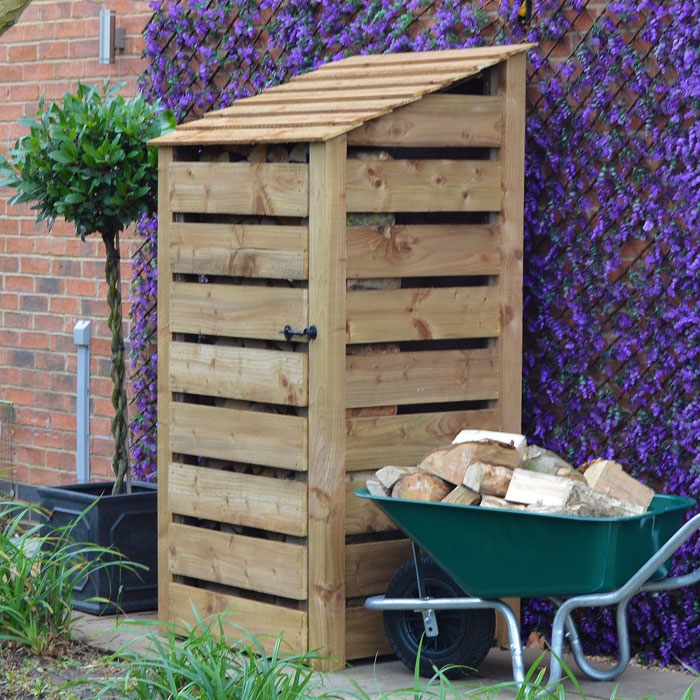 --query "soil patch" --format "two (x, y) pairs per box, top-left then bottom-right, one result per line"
(0, 639), (124, 699)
